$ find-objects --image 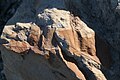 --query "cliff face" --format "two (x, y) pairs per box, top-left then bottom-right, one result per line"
(0, 0), (120, 80)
